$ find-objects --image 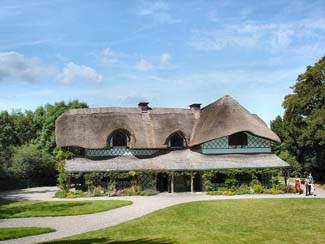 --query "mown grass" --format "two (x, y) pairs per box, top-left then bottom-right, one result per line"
(0, 199), (132, 219)
(0, 227), (55, 240)
(45, 198), (325, 244)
